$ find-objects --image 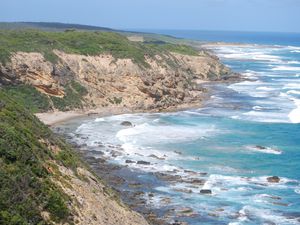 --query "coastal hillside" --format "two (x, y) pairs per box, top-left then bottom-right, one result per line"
(0, 27), (238, 224)
(0, 90), (149, 225)
(0, 29), (238, 113)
